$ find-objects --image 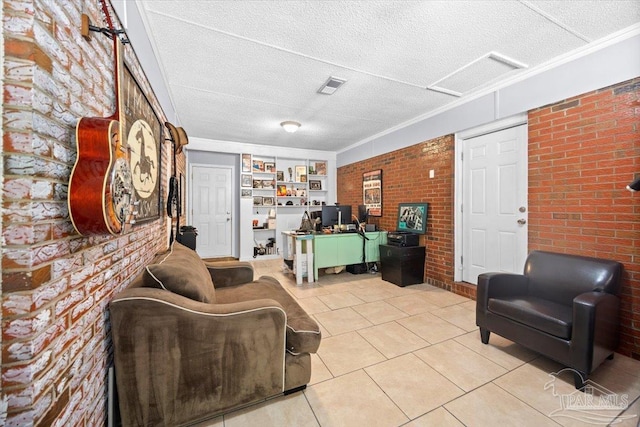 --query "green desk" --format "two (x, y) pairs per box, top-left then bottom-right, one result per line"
(313, 231), (387, 279)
